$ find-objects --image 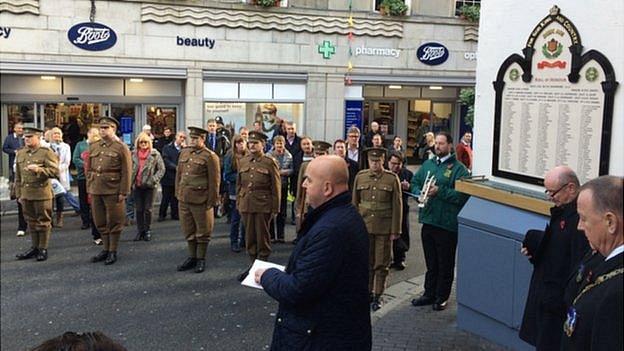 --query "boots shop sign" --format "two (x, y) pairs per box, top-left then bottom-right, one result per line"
(68, 22), (117, 51)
